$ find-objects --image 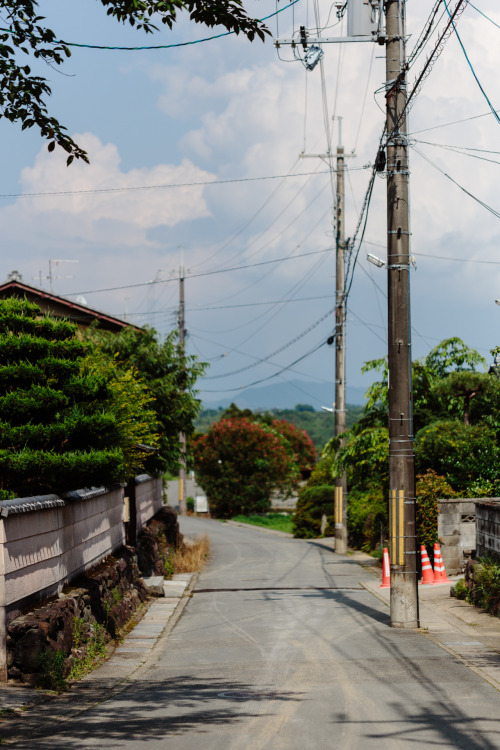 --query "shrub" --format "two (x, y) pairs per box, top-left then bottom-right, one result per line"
(415, 419), (500, 492)
(87, 325), (205, 475)
(292, 485), (335, 539)
(0, 298), (127, 496)
(270, 420), (316, 479)
(416, 470), (455, 550)
(194, 418), (298, 517)
(347, 487), (387, 552)
(461, 559), (500, 616)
